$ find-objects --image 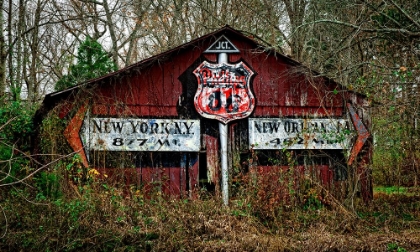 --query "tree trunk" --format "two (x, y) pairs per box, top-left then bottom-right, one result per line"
(0, 0), (6, 99)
